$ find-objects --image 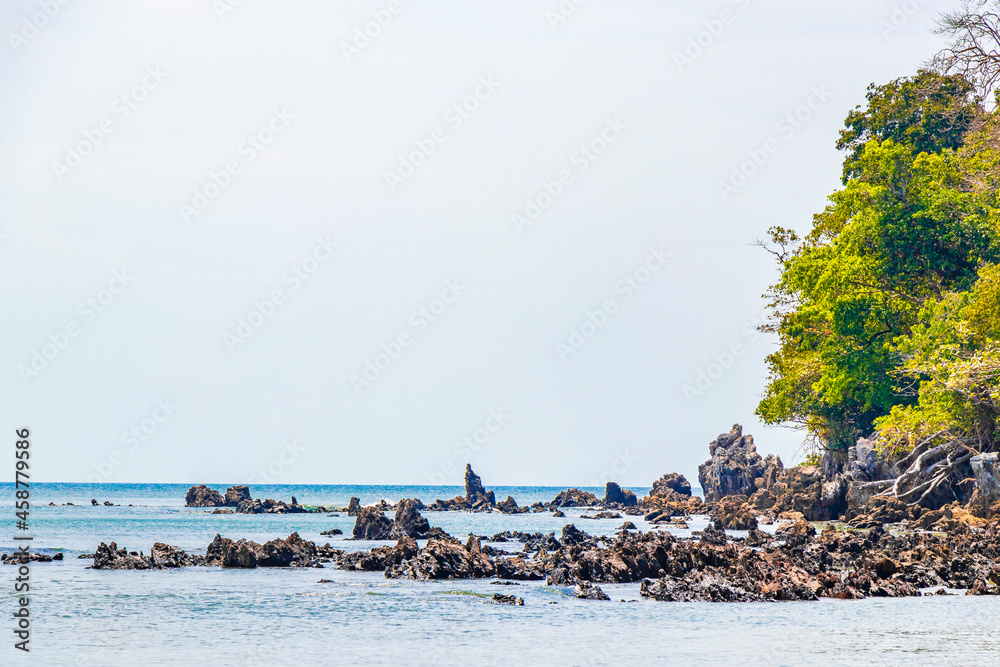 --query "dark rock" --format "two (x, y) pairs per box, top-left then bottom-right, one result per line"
(552, 509), (566, 518)
(621, 521), (637, 530)
(352, 506), (394, 540)
(651, 473), (692, 497)
(749, 465), (847, 521)
(1, 552), (55, 564)
(185, 485), (226, 507)
(496, 496), (523, 514)
(150, 543), (195, 568)
(320, 529), (343, 536)
(696, 524), (728, 546)
(698, 424), (774, 502)
(712, 496), (758, 530)
(492, 593), (524, 606)
(235, 497), (308, 514)
(775, 519), (816, 548)
(103, 501), (113, 506)
(92, 542), (150, 570)
(347, 497), (361, 516)
(465, 464), (491, 505)
(848, 496), (909, 528)
(385, 537), (495, 580)
(560, 524), (591, 547)
(392, 498), (431, 538)
(967, 579), (1000, 596)
(91, 499), (98, 505)
(206, 532), (318, 568)
(224, 485), (252, 507)
(550, 489), (600, 508)
(236, 499), (263, 514)
(574, 580), (611, 600)
(603, 482), (638, 507)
